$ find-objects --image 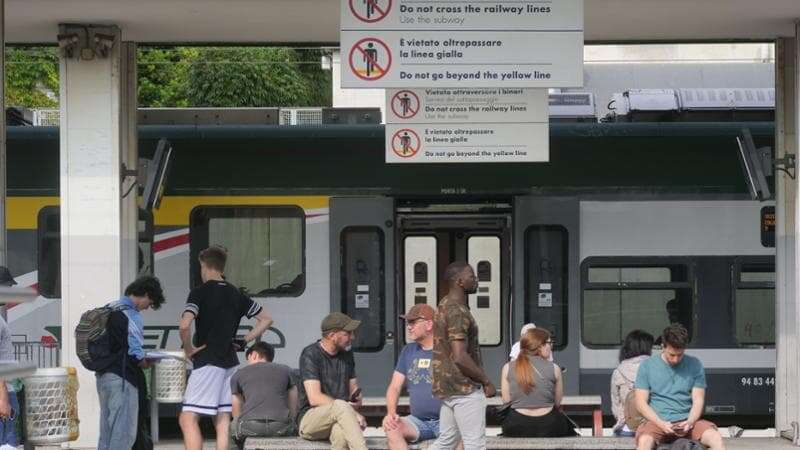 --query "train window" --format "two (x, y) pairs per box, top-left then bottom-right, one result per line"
(37, 206), (61, 298)
(189, 206), (305, 296)
(582, 258), (693, 347)
(340, 227), (385, 352)
(734, 261), (775, 346)
(525, 225), (568, 350)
